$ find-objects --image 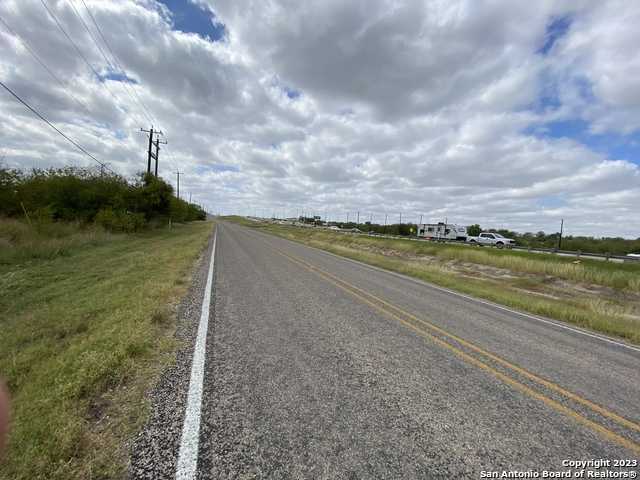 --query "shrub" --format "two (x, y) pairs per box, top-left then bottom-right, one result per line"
(0, 167), (208, 230)
(95, 208), (146, 233)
